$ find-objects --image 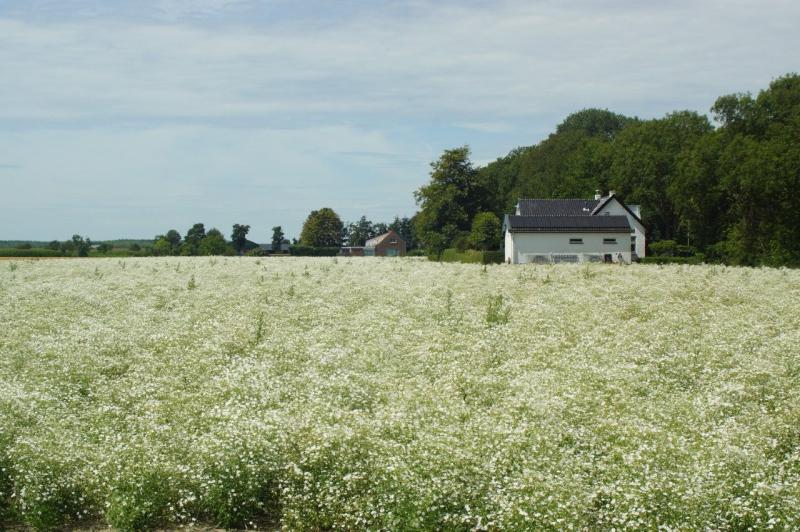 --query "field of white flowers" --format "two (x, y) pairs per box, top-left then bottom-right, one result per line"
(1, 257), (799, 530)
